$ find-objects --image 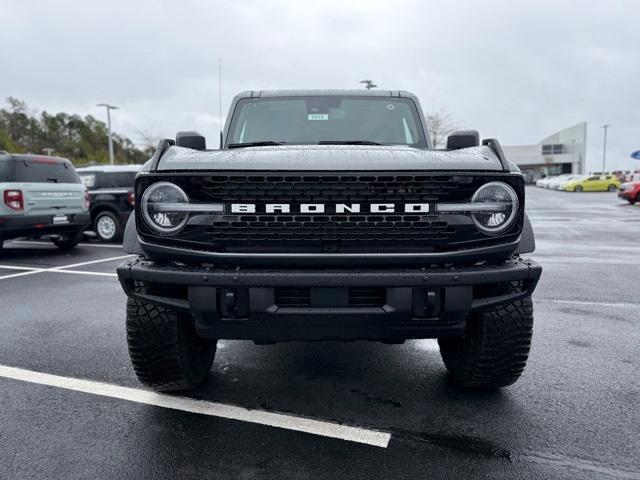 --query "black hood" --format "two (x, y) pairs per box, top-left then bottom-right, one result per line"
(154, 144), (518, 172)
